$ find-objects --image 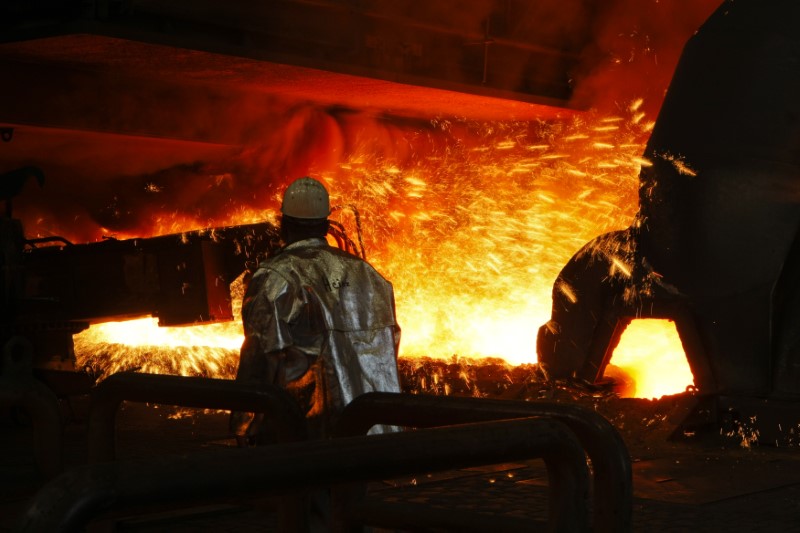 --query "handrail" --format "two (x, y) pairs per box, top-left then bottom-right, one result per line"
(88, 372), (307, 463)
(17, 417), (589, 533)
(334, 392), (632, 533)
